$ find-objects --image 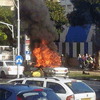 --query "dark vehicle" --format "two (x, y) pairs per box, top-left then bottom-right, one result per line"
(0, 84), (61, 100)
